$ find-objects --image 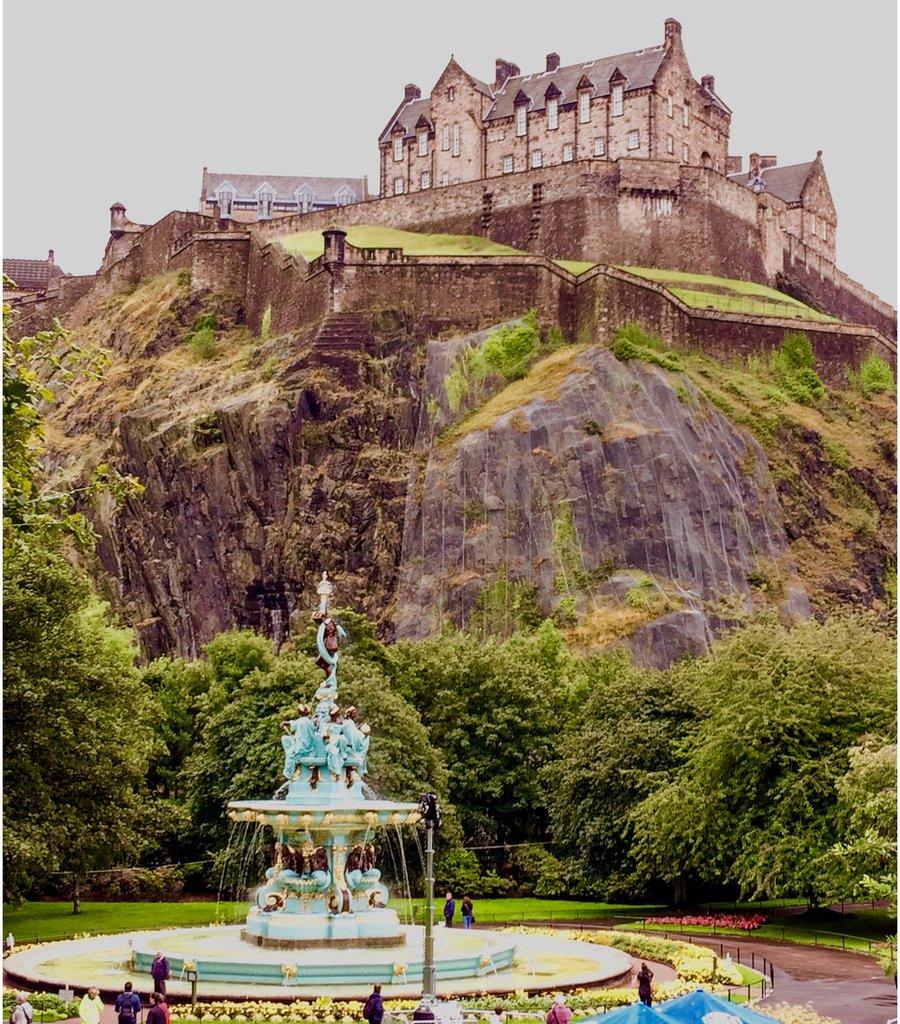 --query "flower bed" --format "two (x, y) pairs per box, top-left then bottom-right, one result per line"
(644, 914), (768, 931)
